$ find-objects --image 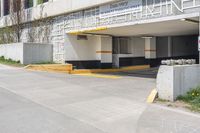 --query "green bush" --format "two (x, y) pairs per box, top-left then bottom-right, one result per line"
(177, 86), (200, 112)
(0, 56), (22, 67)
(0, 56), (5, 60)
